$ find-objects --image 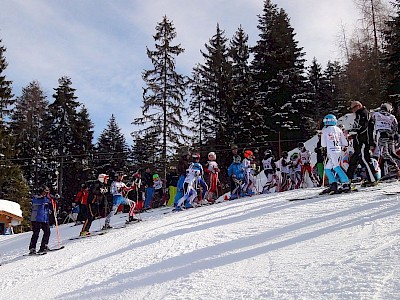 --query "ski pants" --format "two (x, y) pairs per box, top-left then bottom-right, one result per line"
(105, 196), (134, 225)
(29, 221), (50, 250)
(347, 143), (376, 182)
